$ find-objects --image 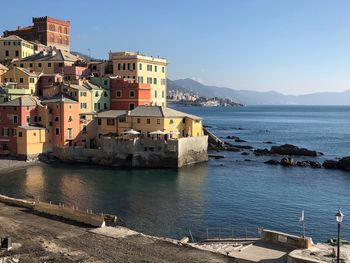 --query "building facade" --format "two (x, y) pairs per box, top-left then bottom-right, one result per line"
(109, 52), (167, 107)
(0, 35), (35, 61)
(110, 78), (151, 110)
(3, 16), (70, 51)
